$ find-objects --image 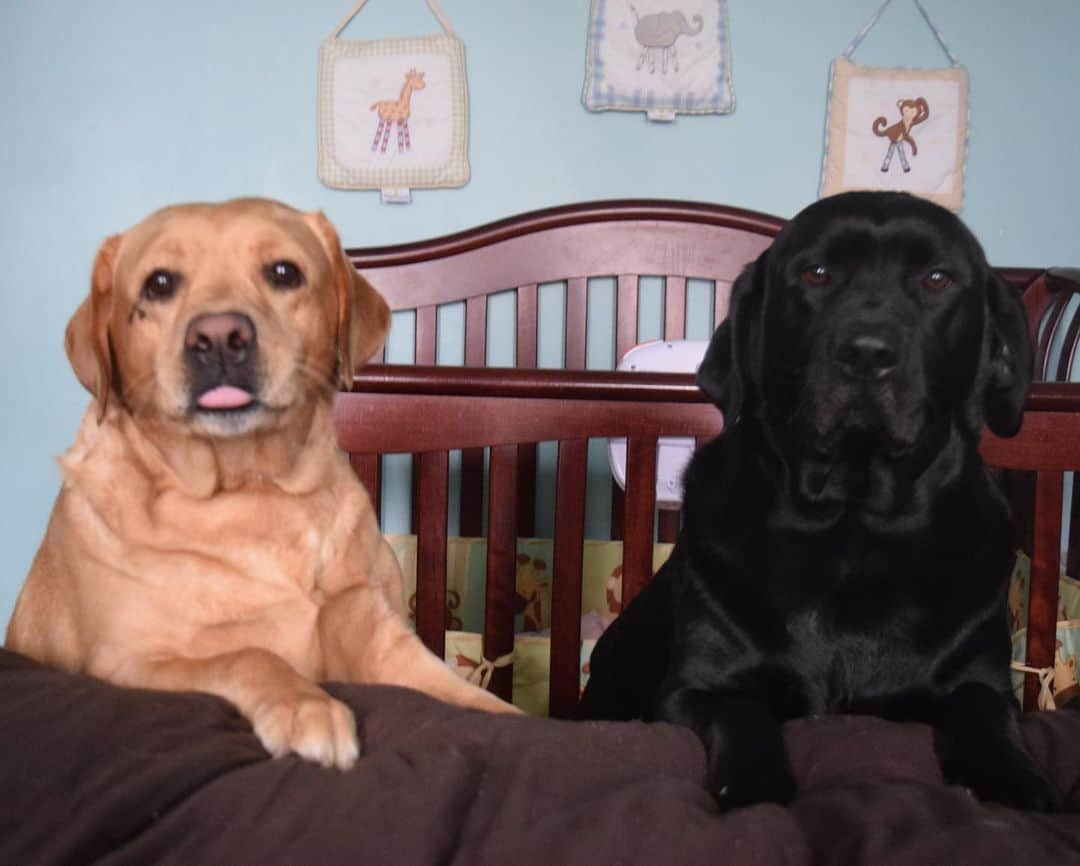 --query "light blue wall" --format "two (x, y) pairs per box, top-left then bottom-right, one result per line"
(2, 1), (1078, 629)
